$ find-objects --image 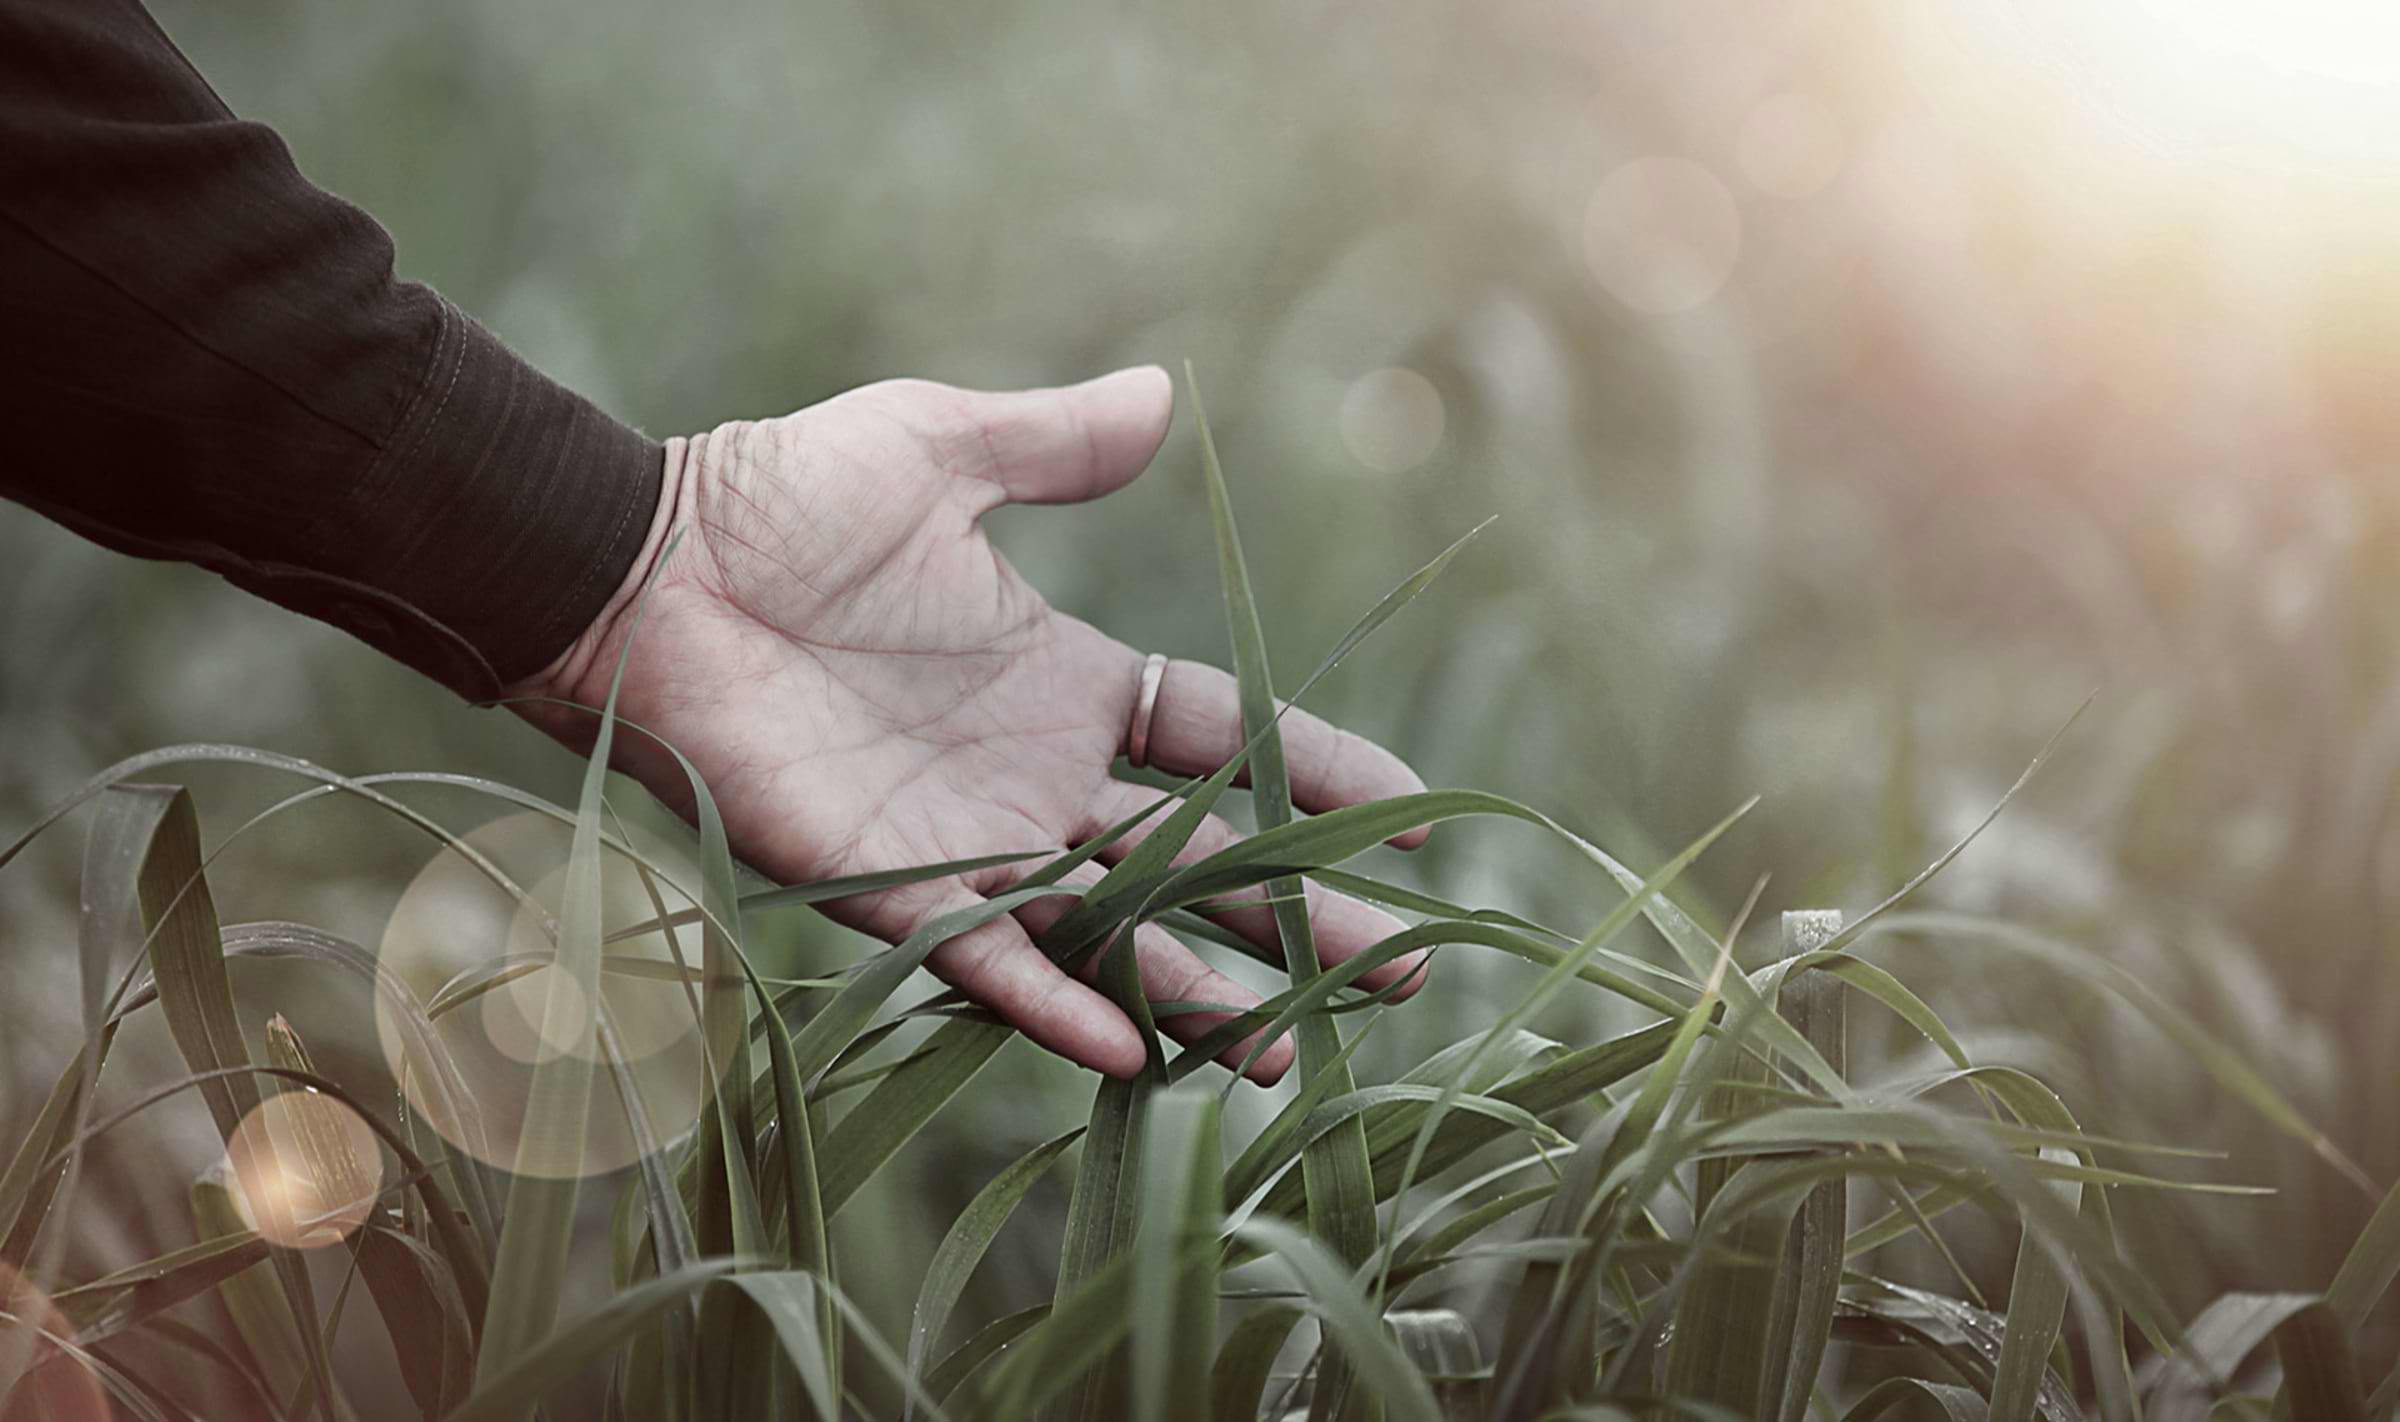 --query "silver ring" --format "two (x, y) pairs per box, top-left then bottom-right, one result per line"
(1127, 653), (1168, 768)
